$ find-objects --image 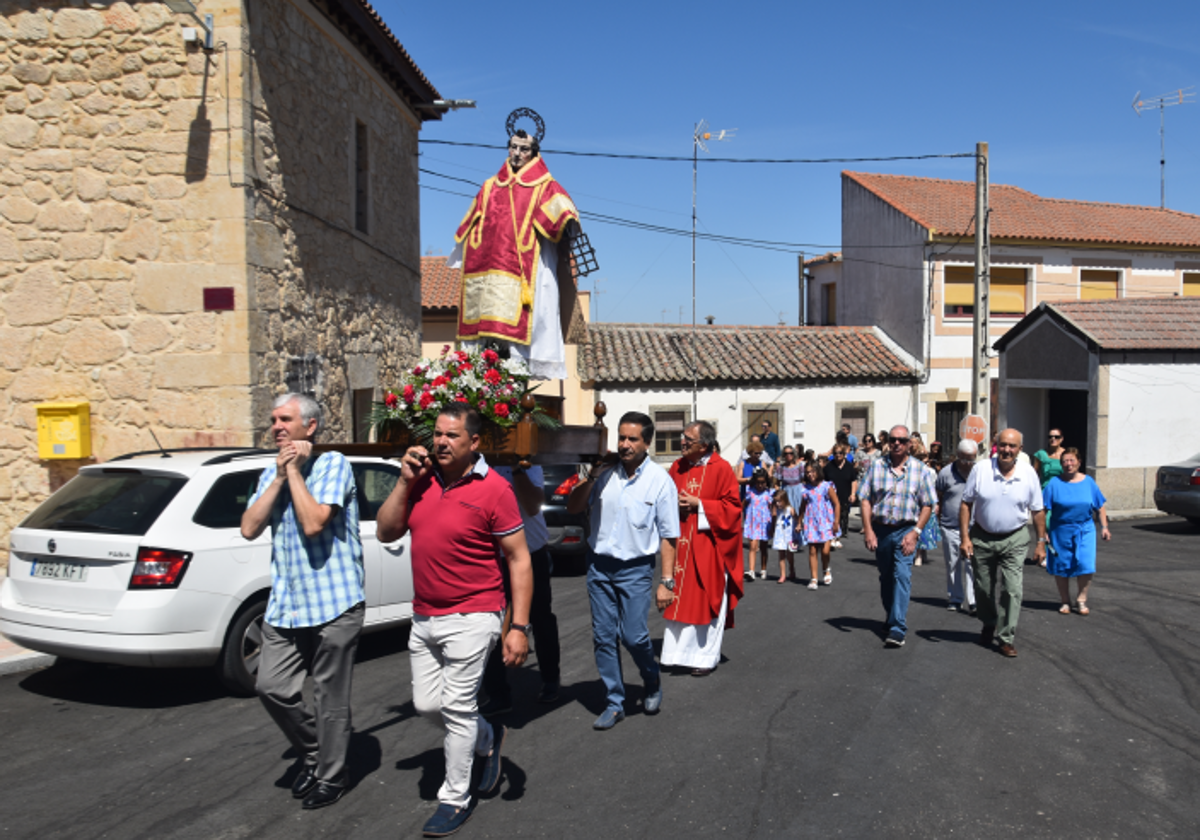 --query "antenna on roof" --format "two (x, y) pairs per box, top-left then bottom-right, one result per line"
(1132, 87), (1195, 208)
(147, 427), (172, 458)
